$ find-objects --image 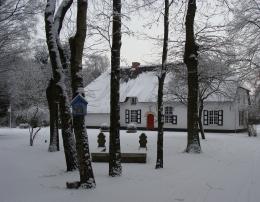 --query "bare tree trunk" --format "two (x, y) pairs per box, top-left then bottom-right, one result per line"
(46, 79), (60, 152)
(69, 0), (96, 189)
(58, 92), (78, 171)
(29, 128), (34, 146)
(45, 0), (77, 171)
(109, 0), (122, 177)
(198, 99), (205, 140)
(184, 0), (201, 153)
(155, 0), (170, 169)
